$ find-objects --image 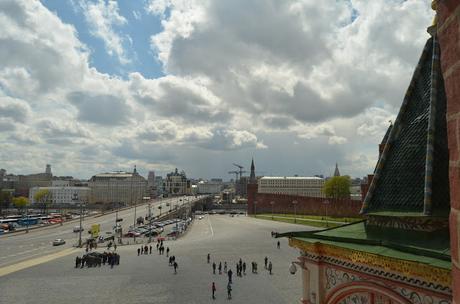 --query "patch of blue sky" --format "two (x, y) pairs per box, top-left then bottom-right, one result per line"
(40, 0), (165, 80)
